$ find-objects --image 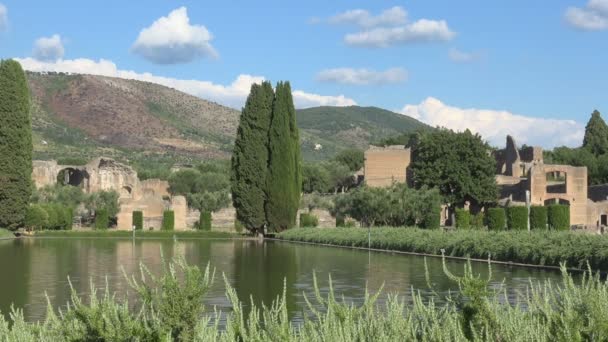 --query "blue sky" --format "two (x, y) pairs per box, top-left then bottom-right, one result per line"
(0, 0), (607, 147)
